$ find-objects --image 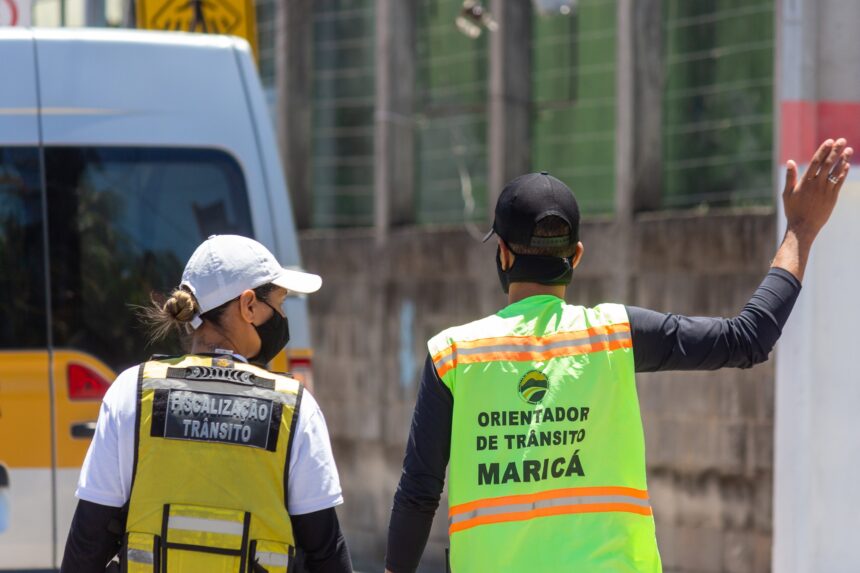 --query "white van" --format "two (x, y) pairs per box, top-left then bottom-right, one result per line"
(0, 28), (314, 570)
